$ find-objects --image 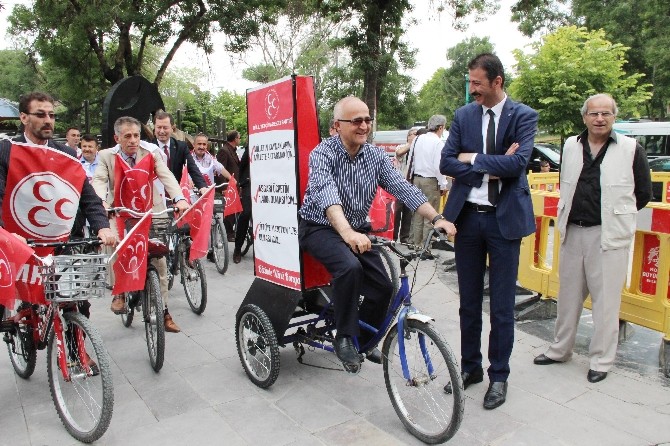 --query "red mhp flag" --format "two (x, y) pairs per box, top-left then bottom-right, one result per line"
(223, 175), (243, 217)
(113, 153), (155, 238)
(3, 142), (86, 241)
(179, 165), (193, 205)
(175, 187), (214, 260)
(110, 211), (152, 294)
(0, 227), (35, 308)
(369, 187), (396, 239)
